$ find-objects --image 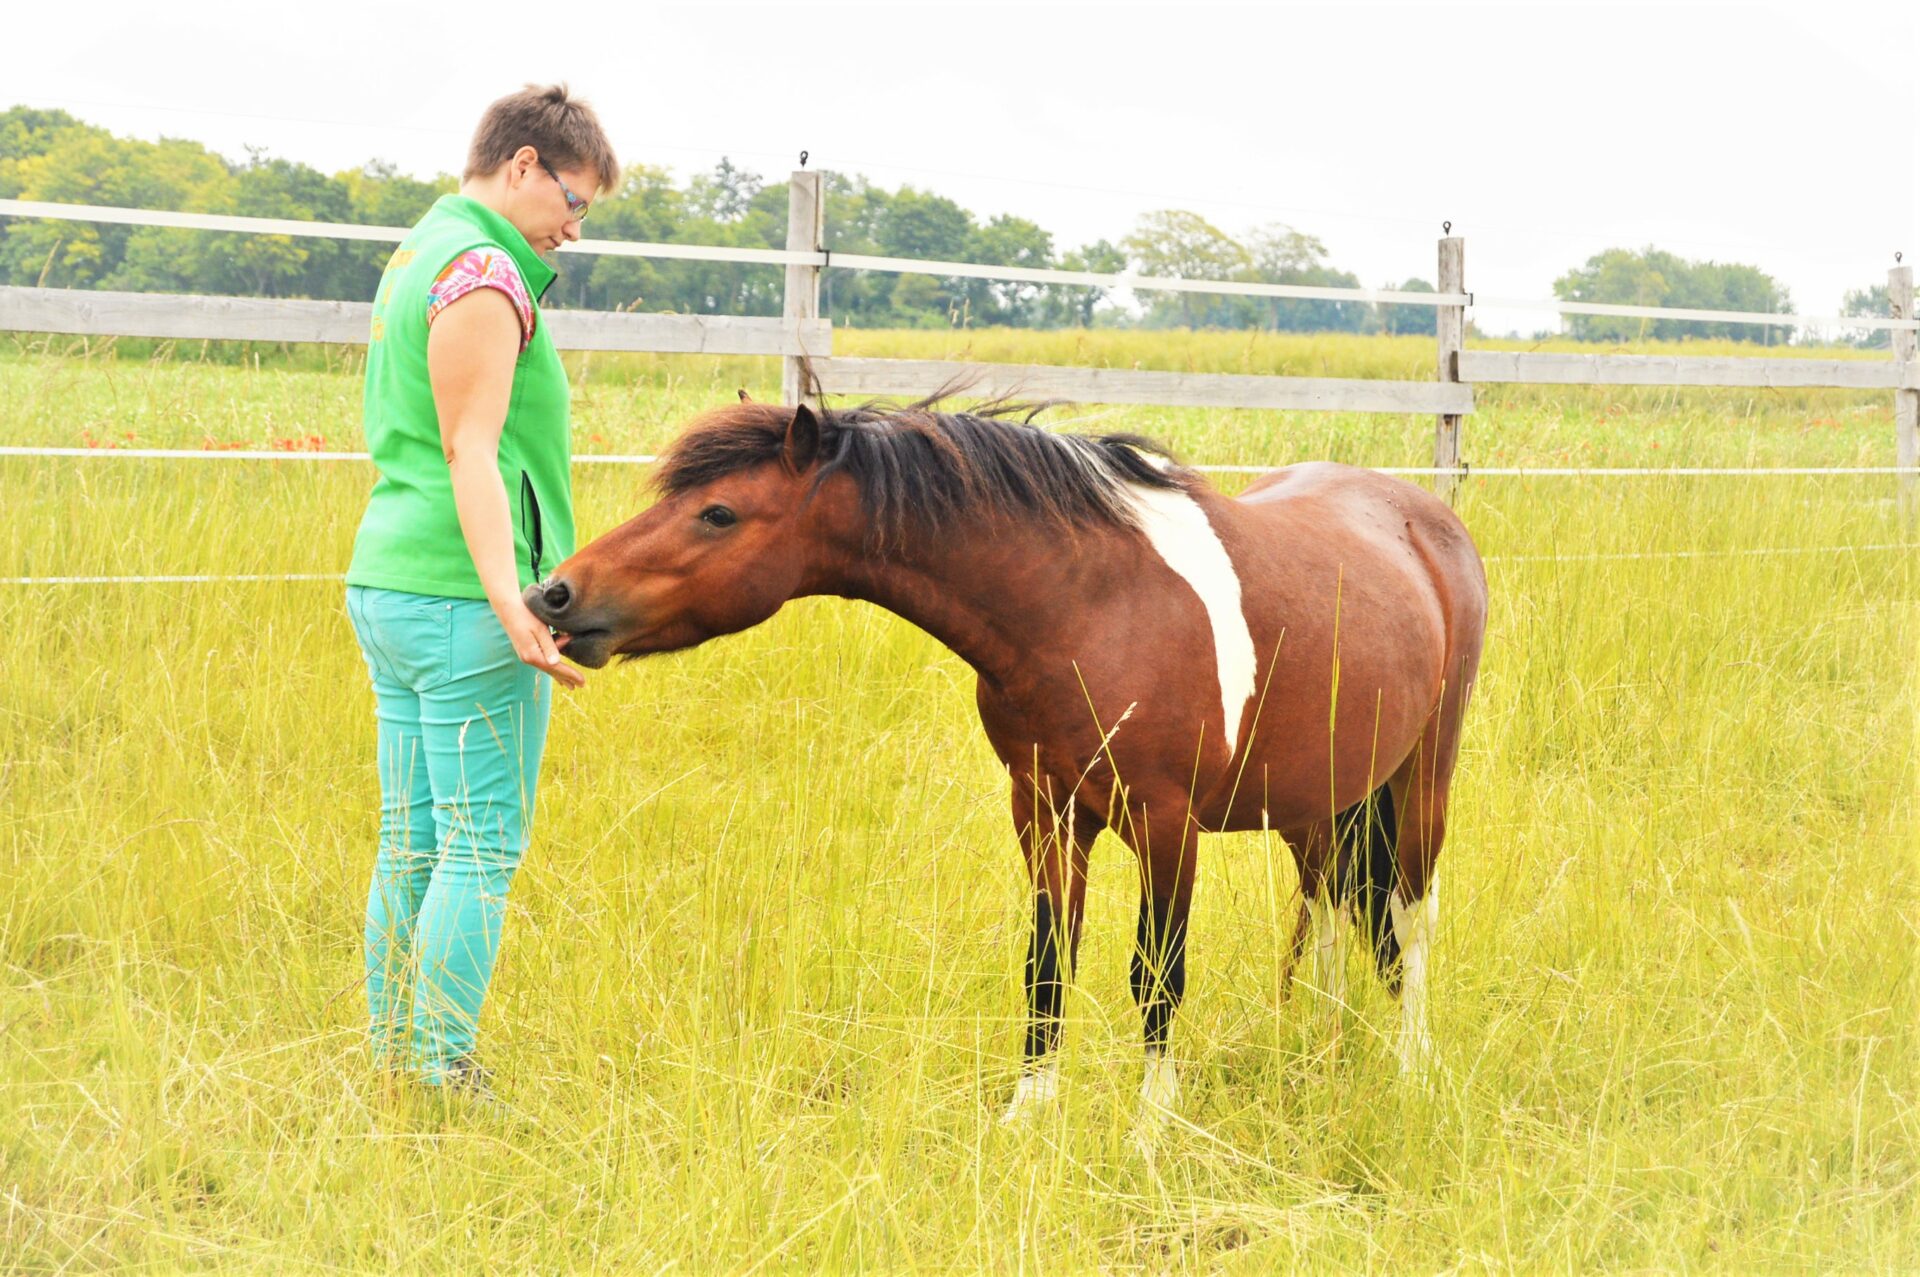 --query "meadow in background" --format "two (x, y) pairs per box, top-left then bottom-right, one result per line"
(1, 329), (1914, 1270)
